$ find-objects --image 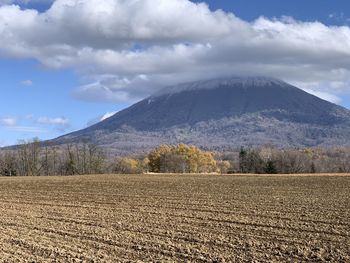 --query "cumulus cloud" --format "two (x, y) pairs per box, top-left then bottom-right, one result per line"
(0, 0), (350, 104)
(37, 116), (68, 125)
(36, 116), (69, 131)
(0, 116), (46, 133)
(73, 74), (153, 103)
(0, 117), (17, 126)
(0, 115), (68, 133)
